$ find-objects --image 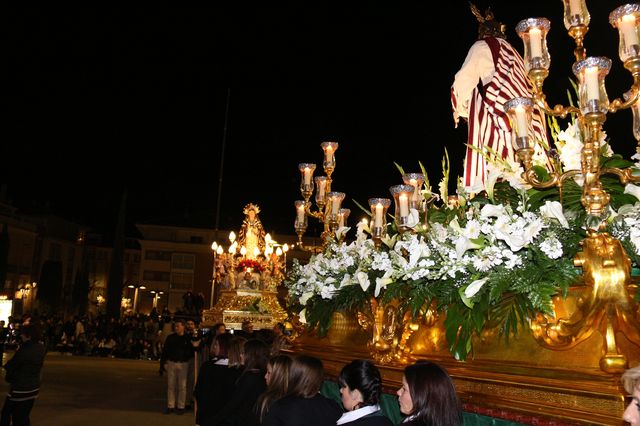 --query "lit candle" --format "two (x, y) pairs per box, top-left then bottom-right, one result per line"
(296, 204), (305, 223)
(399, 194), (409, 217)
(325, 146), (334, 164)
(529, 28), (543, 58)
(374, 203), (383, 228)
(338, 212), (345, 228)
(569, 0), (581, 15)
(585, 66), (600, 101)
(515, 105), (528, 138)
(621, 14), (640, 48)
(303, 167), (312, 185)
(317, 179), (327, 201)
(409, 179), (420, 201)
